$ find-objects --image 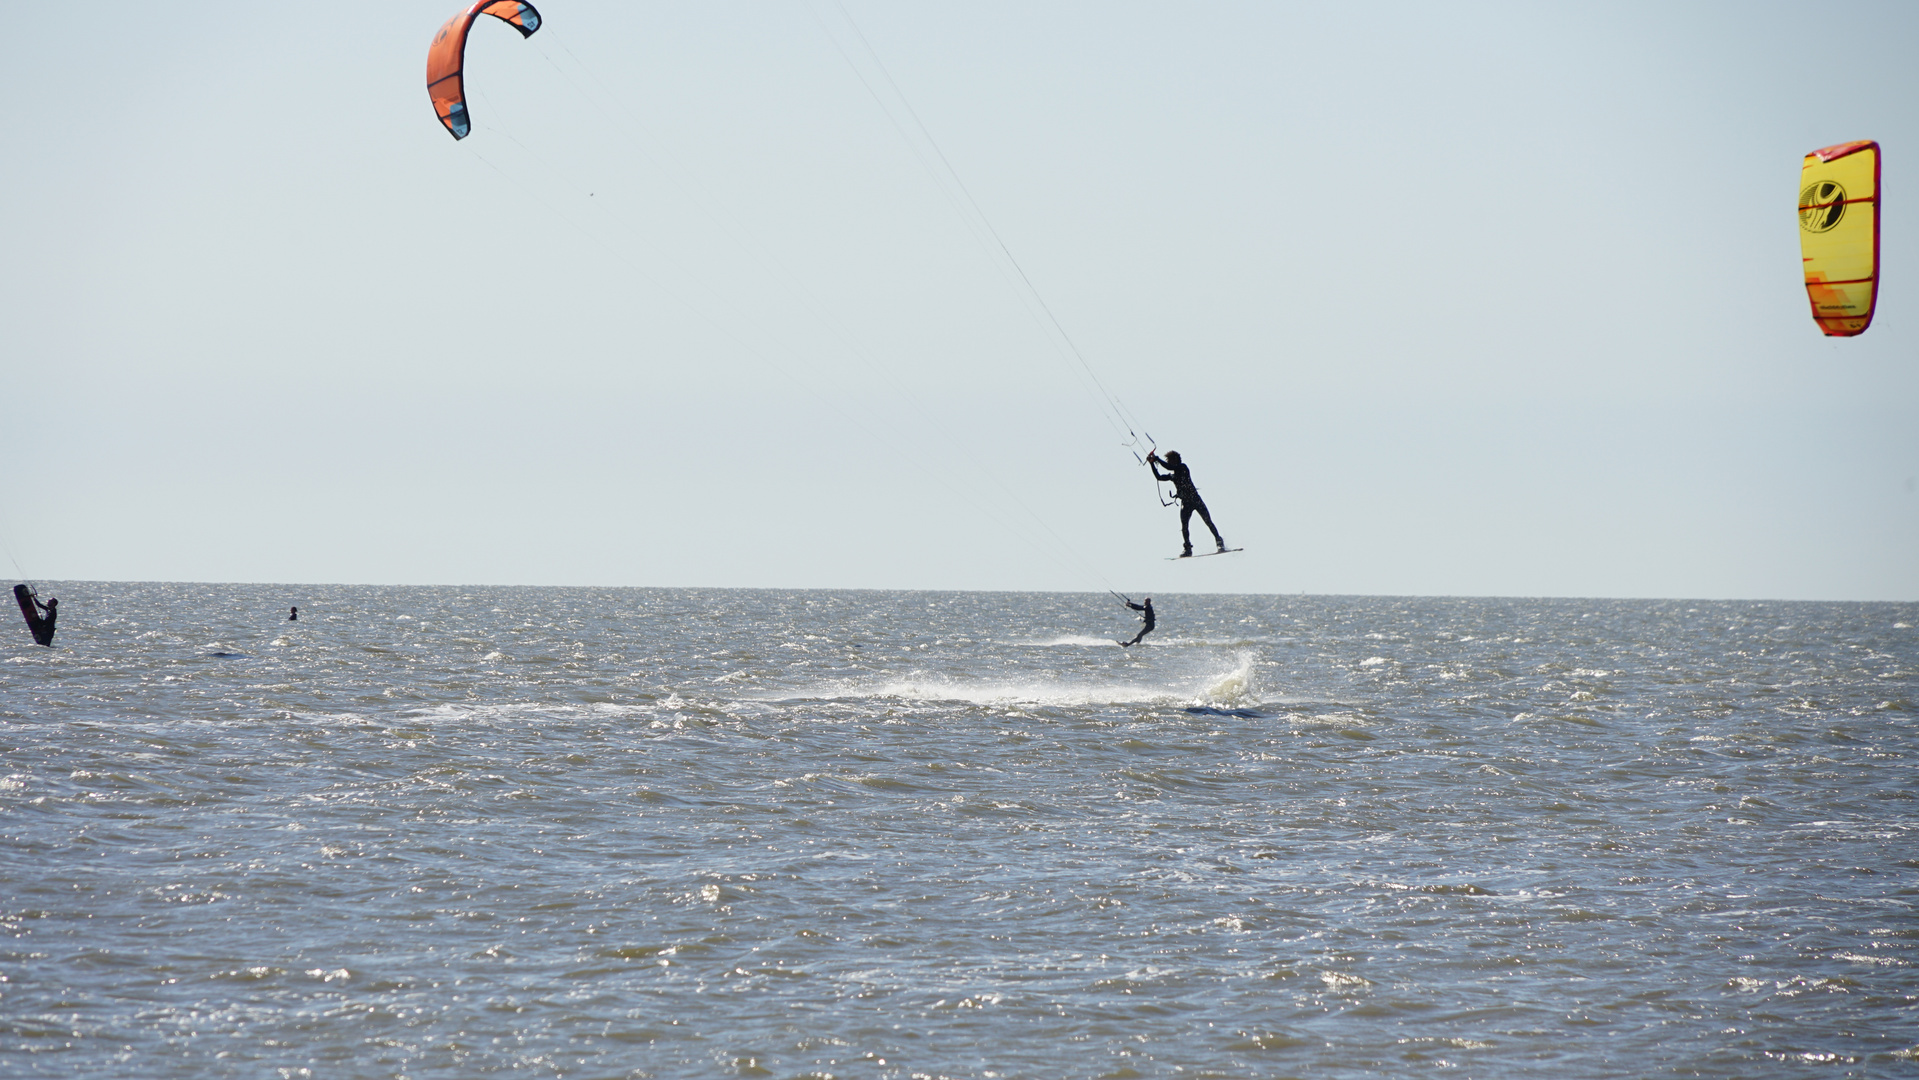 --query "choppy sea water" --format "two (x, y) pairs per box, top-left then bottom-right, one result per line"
(2, 583), (1915, 1079)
